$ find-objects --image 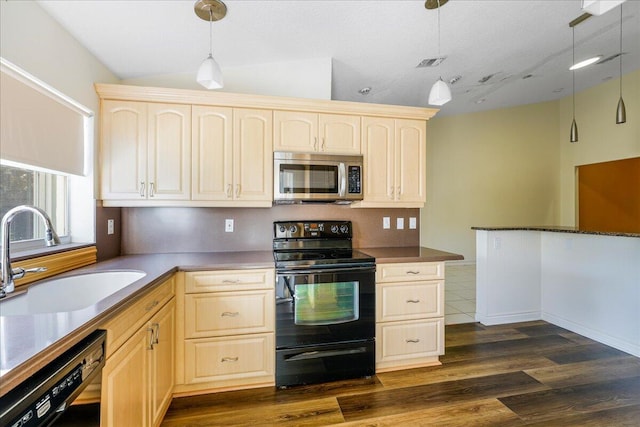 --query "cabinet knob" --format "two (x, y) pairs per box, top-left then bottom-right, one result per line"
(406, 299), (421, 304)
(406, 339), (420, 343)
(149, 182), (155, 197)
(226, 184), (232, 198)
(235, 184), (241, 198)
(221, 357), (239, 362)
(139, 181), (146, 197)
(406, 271), (420, 275)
